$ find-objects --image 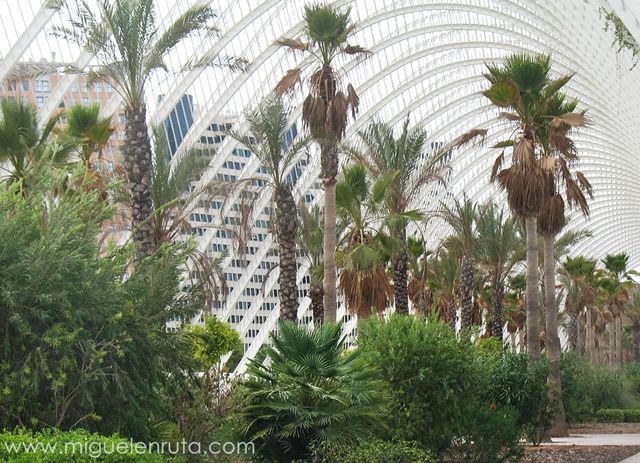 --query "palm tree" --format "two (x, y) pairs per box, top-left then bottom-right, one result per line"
(504, 274), (527, 352)
(275, 3), (370, 322)
(335, 164), (394, 321)
(298, 203), (324, 325)
(54, 0), (240, 259)
(0, 99), (71, 193)
(64, 103), (114, 173)
(476, 202), (522, 340)
(242, 321), (387, 462)
(350, 117), (447, 315)
(228, 97), (309, 322)
(627, 290), (640, 362)
(559, 256), (598, 352)
(407, 236), (433, 316)
(439, 197), (478, 333)
(149, 127), (228, 307)
(428, 248), (459, 329)
(483, 53), (585, 360)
